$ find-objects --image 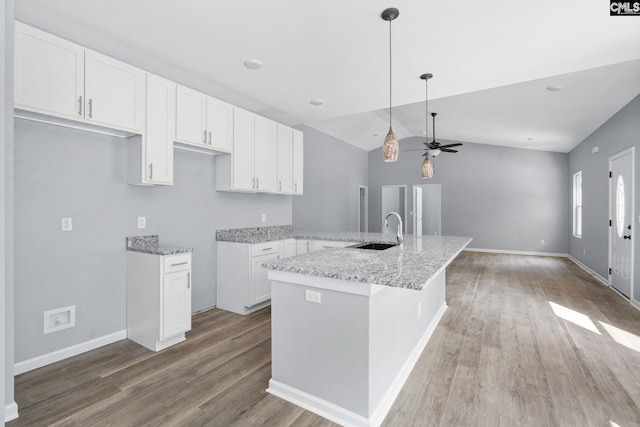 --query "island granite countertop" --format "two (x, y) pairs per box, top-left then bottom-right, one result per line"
(263, 234), (472, 290)
(126, 235), (192, 256)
